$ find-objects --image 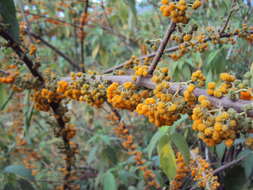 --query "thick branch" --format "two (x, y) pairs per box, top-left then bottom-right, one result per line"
(63, 75), (253, 117)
